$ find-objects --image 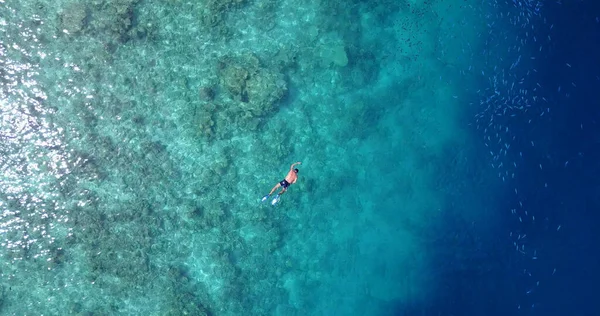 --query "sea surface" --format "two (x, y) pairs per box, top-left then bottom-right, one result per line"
(1, 0), (599, 315)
